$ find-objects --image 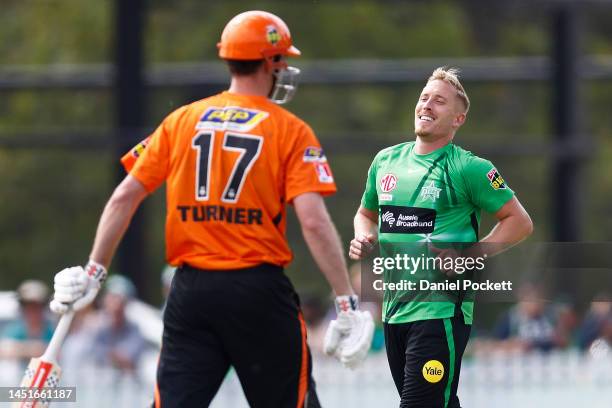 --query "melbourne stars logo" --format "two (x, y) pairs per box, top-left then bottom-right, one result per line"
(420, 181), (441, 202)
